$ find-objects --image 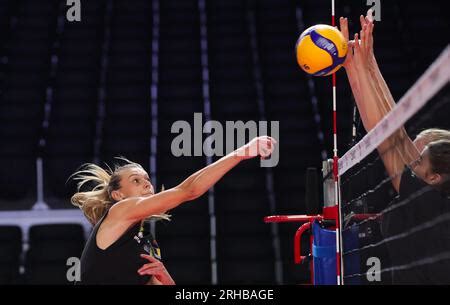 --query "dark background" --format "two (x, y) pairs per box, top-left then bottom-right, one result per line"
(0, 0), (448, 284)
